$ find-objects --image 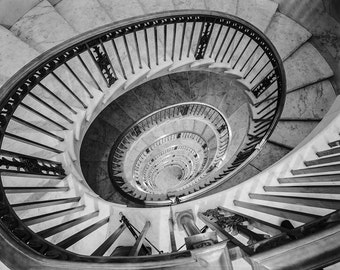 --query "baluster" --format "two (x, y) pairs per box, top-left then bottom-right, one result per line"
(243, 51), (265, 79)
(233, 38), (252, 69)
(112, 39), (127, 79)
(179, 22), (186, 60)
(221, 28), (238, 62)
(77, 54), (103, 92)
(38, 82), (77, 115)
(164, 24), (167, 61)
(5, 132), (62, 153)
(209, 24), (223, 58)
(171, 23), (177, 61)
(240, 44), (259, 72)
(187, 21), (196, 57)
(11, 116), (64, 141)
(123, 35), (135, 74)
(133, 30), (142, 69)
(64, 62), (93, 98)
(144, 29), (151, 68)
(28, 92), (74, 123)
(51, 72), (87, 108)
(250, 60), (271, 84)
(154, 26), (159, 66)
(19, 103), (67, 130)
(227, 33), (245, 63)
(215, 26), (230, 61)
